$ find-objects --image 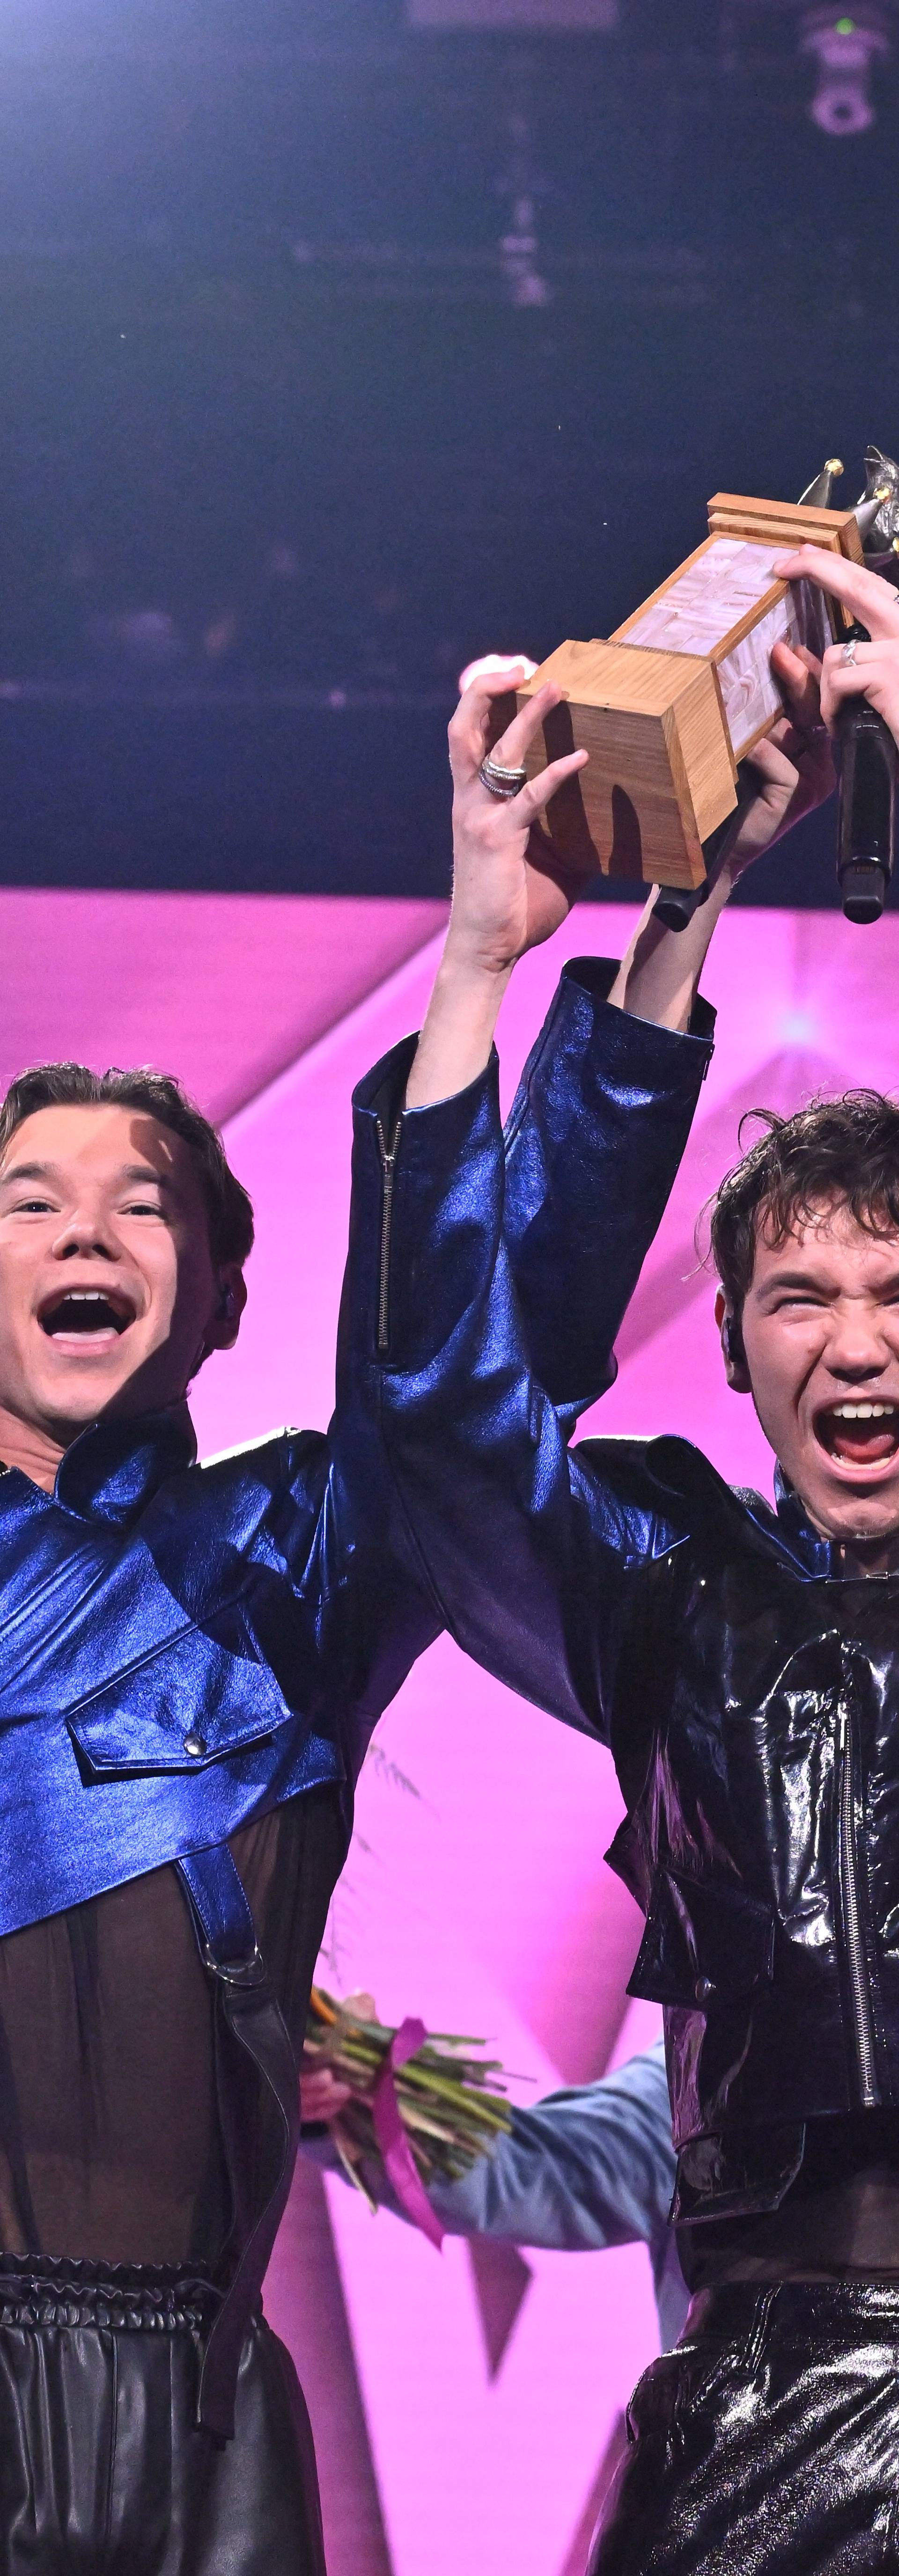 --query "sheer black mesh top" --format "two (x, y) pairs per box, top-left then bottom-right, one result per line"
(680, 2110), (899, 2288)
(0, 1784), (344, 2269)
